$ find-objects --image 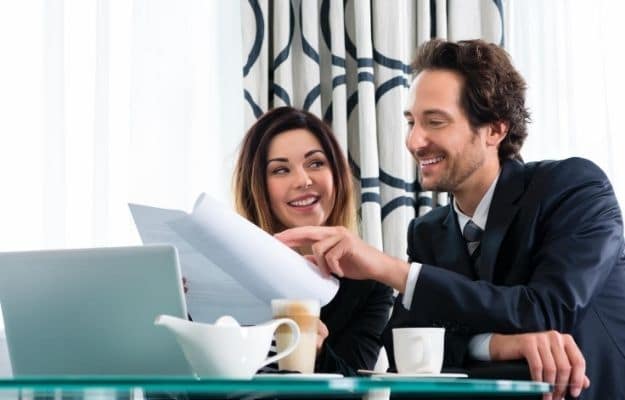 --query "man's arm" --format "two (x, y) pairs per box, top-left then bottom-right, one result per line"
(278, 179), (620, 332)
(281, 169), (621, 333)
